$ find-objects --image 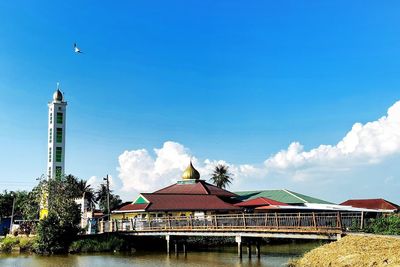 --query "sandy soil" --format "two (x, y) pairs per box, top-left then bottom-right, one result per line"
(289, 235), (400, 267)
